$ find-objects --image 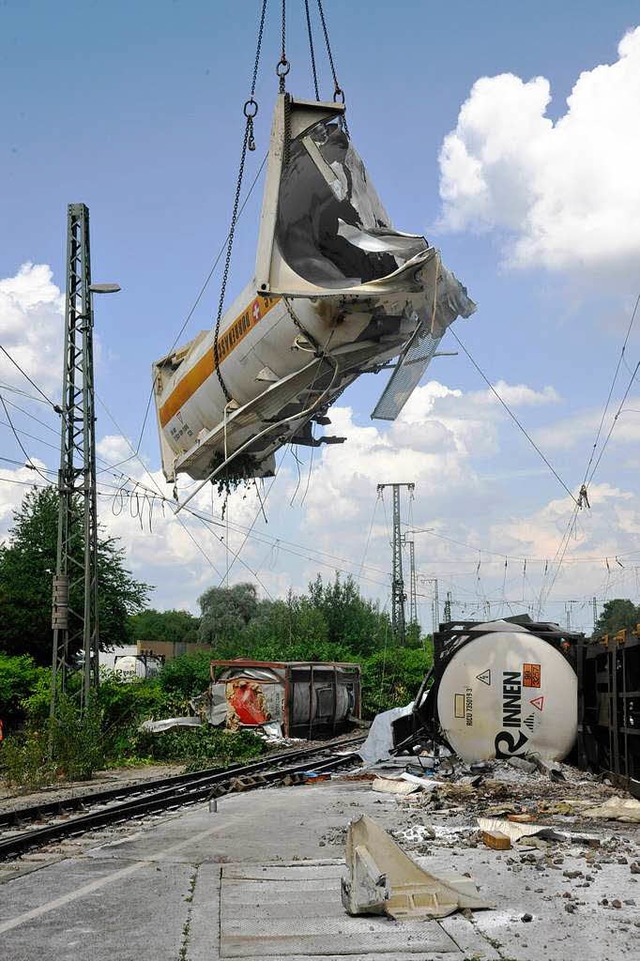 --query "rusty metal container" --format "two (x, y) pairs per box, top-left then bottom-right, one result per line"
(209, 659), (361, 738)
